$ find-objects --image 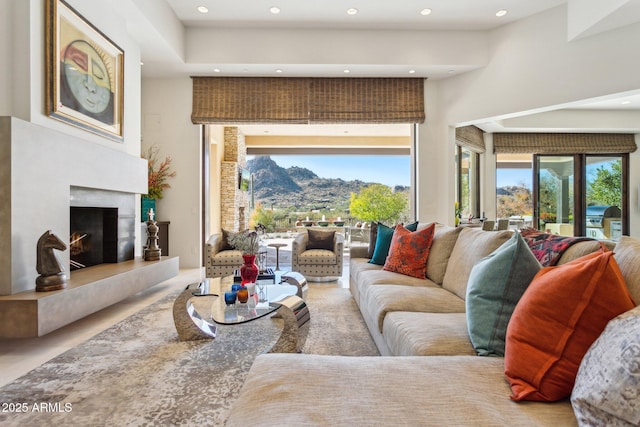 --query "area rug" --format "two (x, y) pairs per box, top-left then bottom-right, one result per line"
(0, 285), (378, 426)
